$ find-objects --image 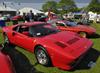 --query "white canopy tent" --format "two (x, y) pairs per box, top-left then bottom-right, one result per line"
(19, 7), (44, 15)
(0, 6), (17, 11)
(0, 6), (17, 16)
(45, 12), (55, 16)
